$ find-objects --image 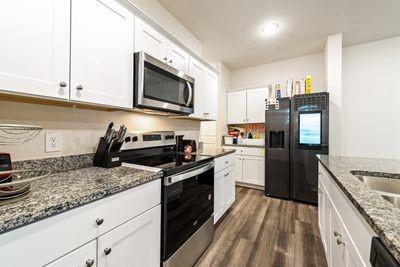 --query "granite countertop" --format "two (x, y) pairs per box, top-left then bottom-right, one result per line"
(317, 155), (400, 262)
(222, 144), (265, 148)
(0, 154), (162, 234)
(197, 147), (236, 158)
